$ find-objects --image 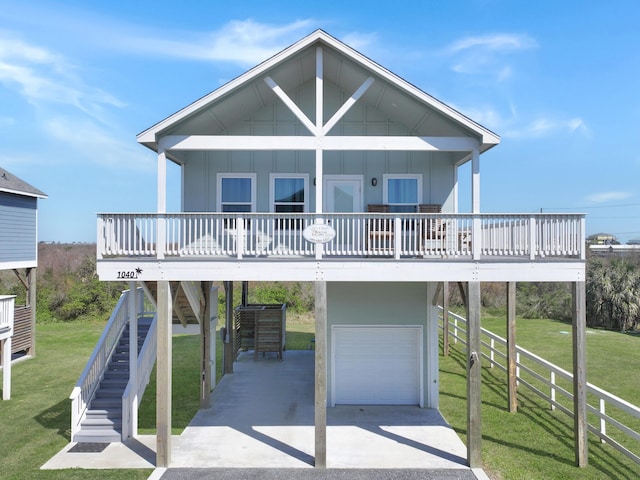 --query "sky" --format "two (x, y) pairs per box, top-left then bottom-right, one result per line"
(1, 0), (639, 244)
